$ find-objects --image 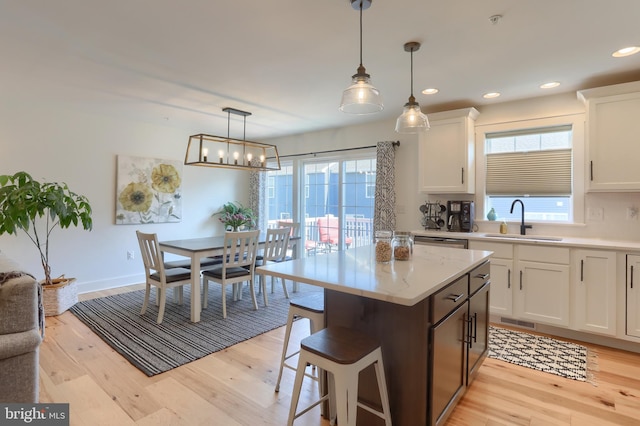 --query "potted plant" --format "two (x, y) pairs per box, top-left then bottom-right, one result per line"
(0, 172), (93, 315)
(213, 201), (256, 231)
